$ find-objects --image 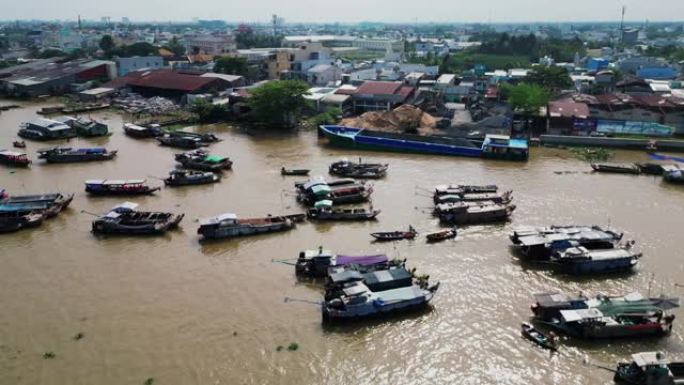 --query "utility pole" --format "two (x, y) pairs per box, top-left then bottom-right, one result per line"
(619, 5), (626, 46)
(272, 14), (277, 36)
